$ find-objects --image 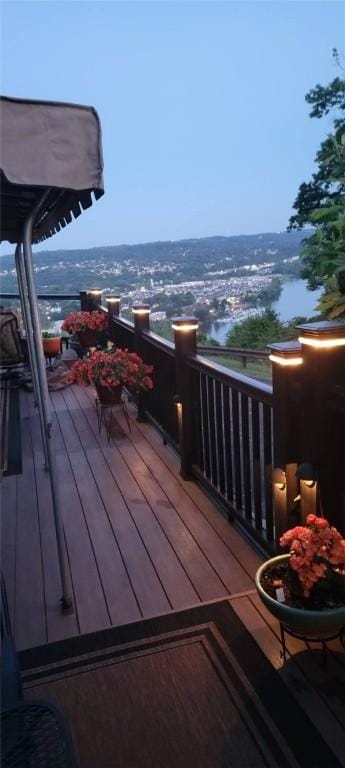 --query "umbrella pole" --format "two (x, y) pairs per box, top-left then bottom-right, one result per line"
(15, 244), (49, 469)
(22, 194), (73, 612)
